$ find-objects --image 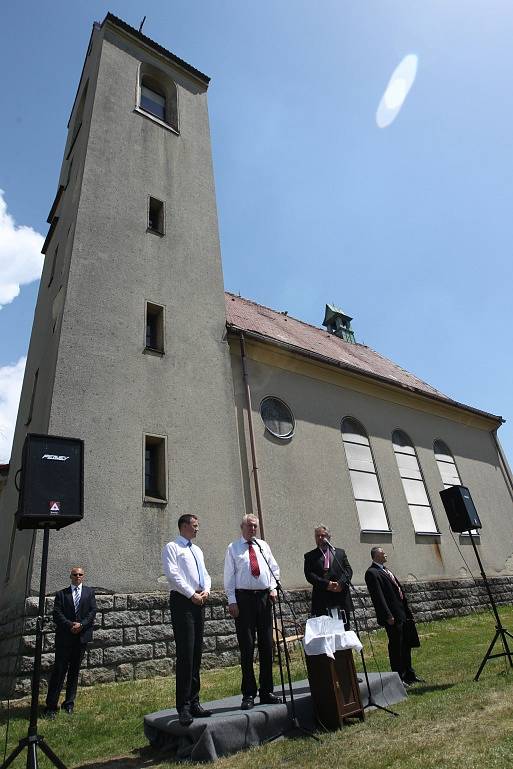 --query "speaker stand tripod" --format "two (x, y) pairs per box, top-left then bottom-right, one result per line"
(469, 532), (513, 681)
(1, 525), (68, 769)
